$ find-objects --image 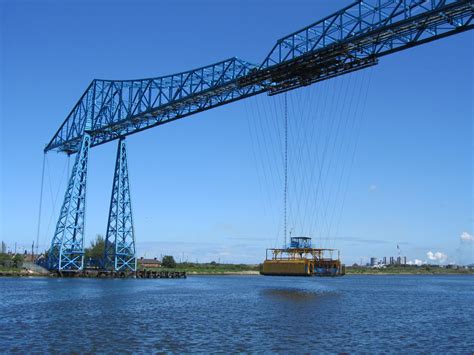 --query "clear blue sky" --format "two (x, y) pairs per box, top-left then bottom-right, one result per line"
(1, 0), (472, 265)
